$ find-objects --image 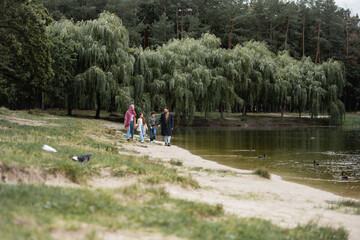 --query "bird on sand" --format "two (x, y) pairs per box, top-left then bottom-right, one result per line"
(72, 153), (92, 163)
